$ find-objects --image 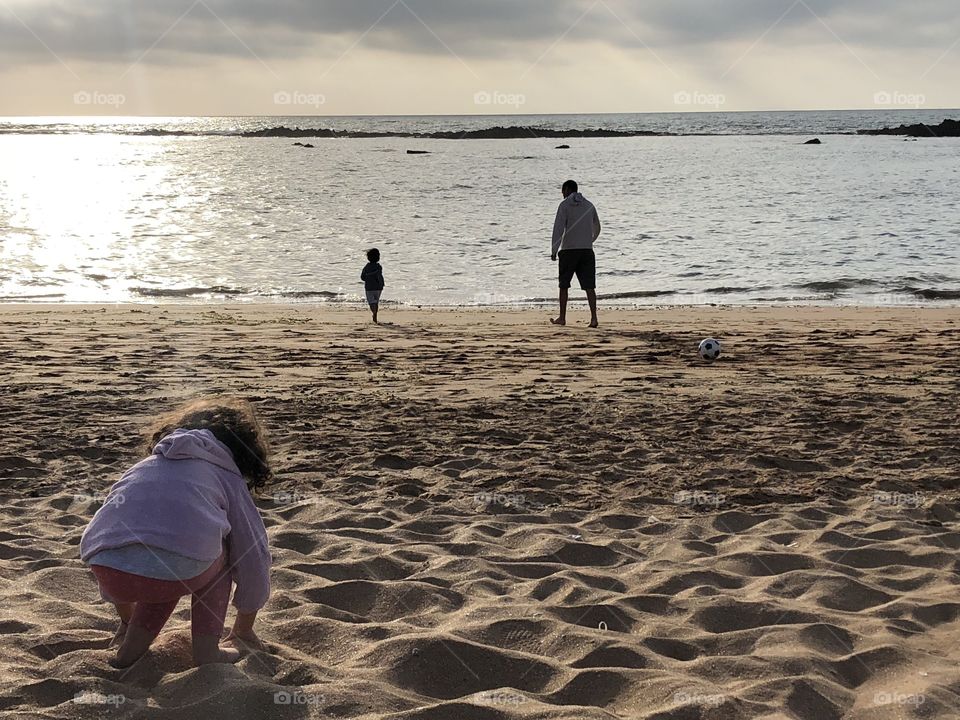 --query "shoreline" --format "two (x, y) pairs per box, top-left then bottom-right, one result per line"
(1, 299), (958, 310)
